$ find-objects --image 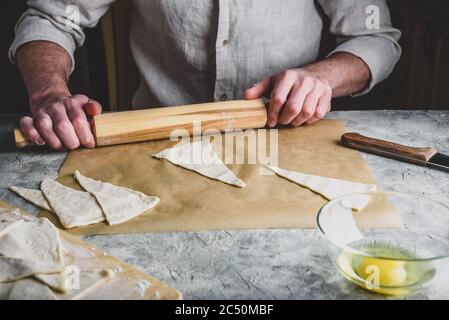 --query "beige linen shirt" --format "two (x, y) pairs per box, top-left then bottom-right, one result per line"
(10, 0), (401, 108)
